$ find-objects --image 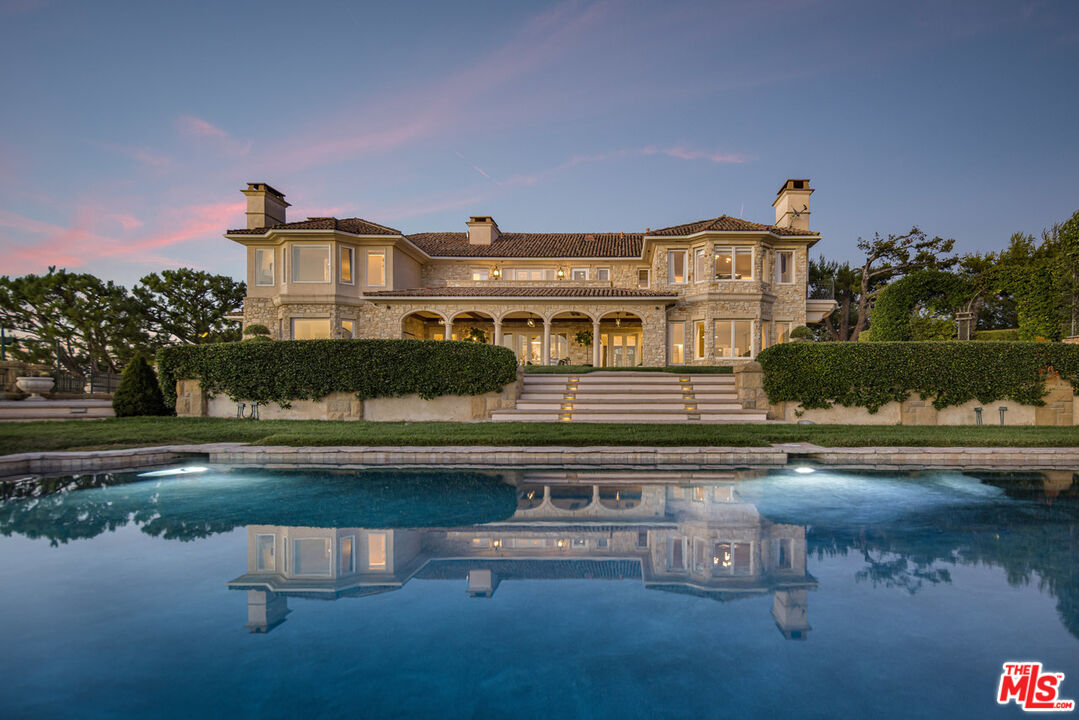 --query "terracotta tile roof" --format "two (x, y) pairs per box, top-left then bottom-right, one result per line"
(647, 215), (817, 237)
(364, 286), (676, 298)
(405, 232), (644, 258)
(228, 217), (401, 236)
